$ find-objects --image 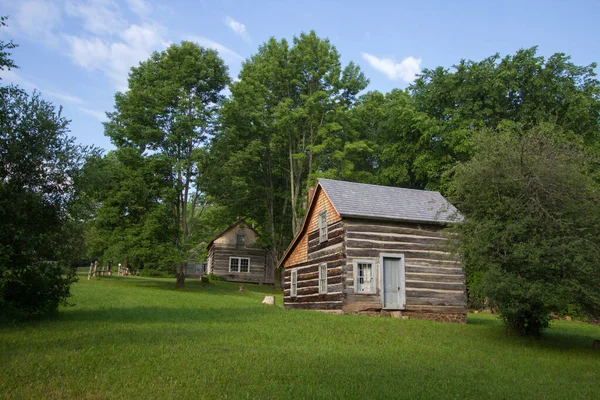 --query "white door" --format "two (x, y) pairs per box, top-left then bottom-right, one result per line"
(382, 256), (405, 309)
